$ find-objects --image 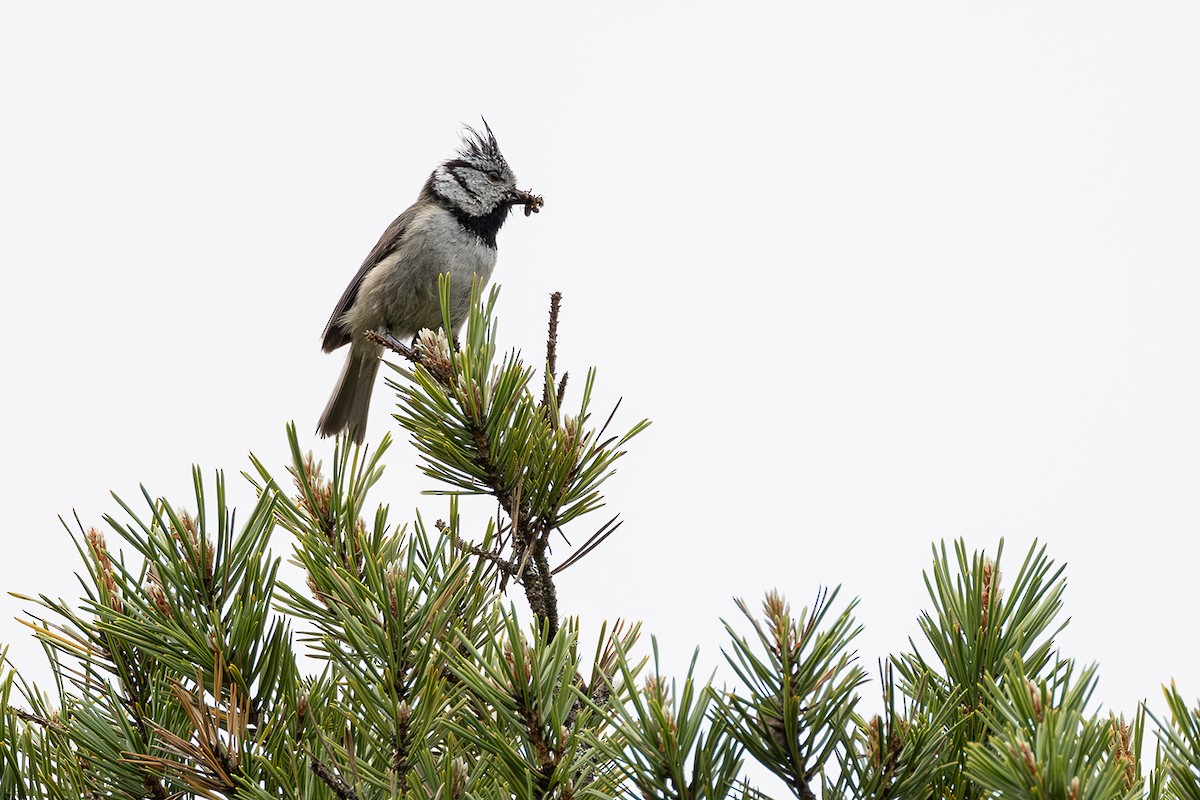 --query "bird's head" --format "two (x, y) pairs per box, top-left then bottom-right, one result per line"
(429, 119), (532, 217)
